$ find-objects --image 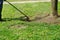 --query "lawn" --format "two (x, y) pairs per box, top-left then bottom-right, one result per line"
(7, 0), (40, 2)
(7, 0), (22, 2)
(0, 2), (60, 40)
